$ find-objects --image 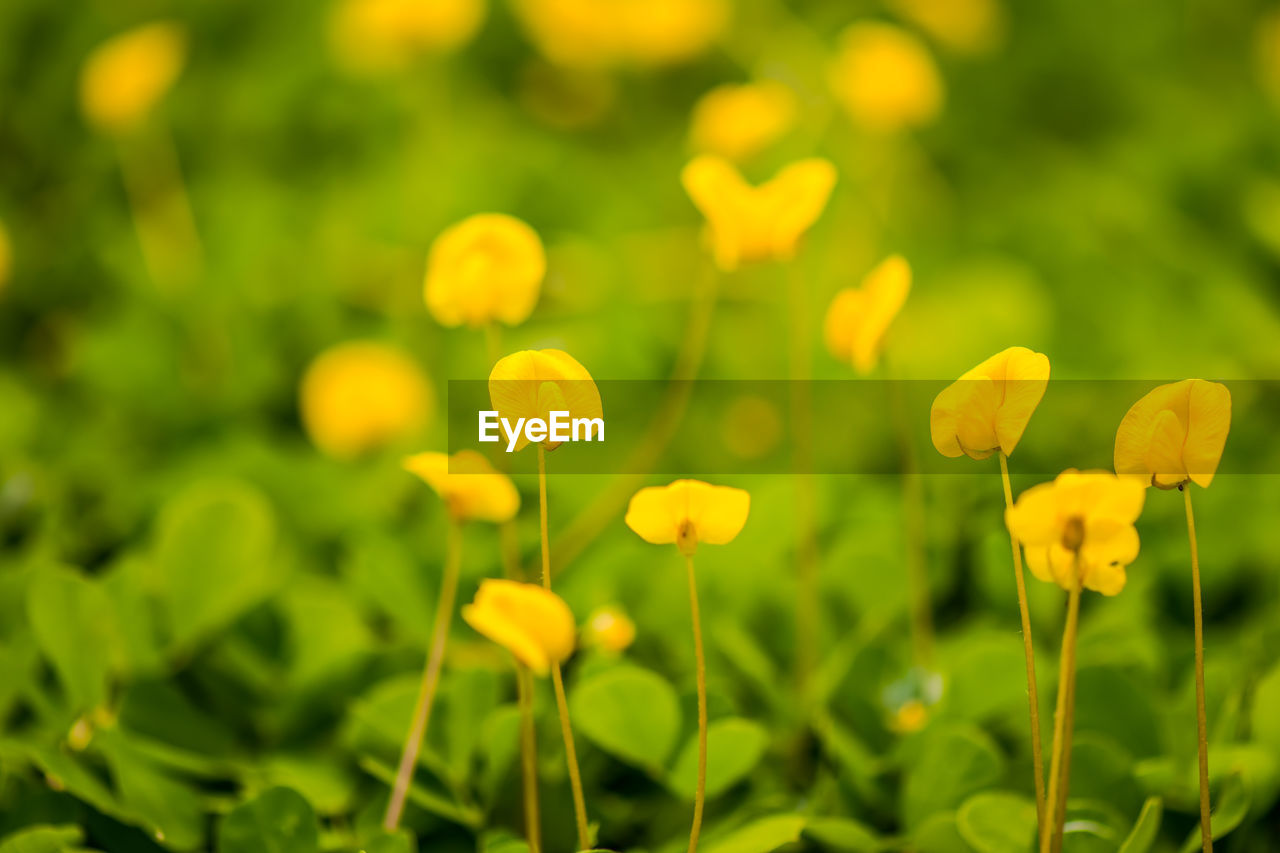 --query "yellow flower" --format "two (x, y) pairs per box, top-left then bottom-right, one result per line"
(513, 0), (727, 69)
(403, 451), (519, 523)
(300, 341), (432, 459)
(1005, 470), (1145, 596)
(0, 220), (10, 294)
(689, 81), (797, 162)
(462, 579), (576, 674)
(80, 22), (186, 134)
(625, 479), (750, 556)
(1114, 380), (1231, 490)
(584, 605), (636, 653)
(889, 699), (929, 734)
(488, 349), (603, 452)
(930, 346), (1051, 460)
(823, 255), (911, 374)
(829, 22), (943, 133)
(681, 156), (837, 272)
(330, 0), (486, 73)
(424, 214), (546, 328)
(888, 0), (1003, 55)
